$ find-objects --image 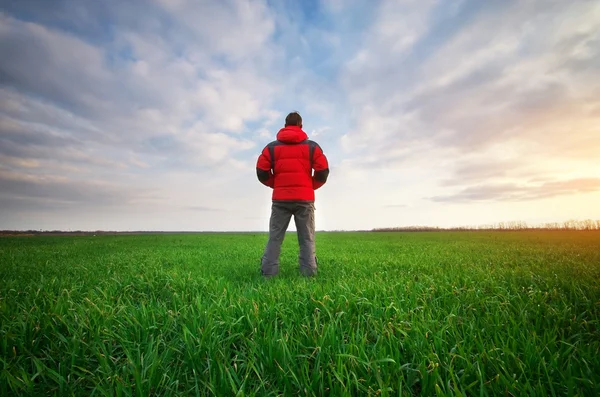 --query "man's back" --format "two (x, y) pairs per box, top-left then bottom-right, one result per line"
(256, 112), (329, 278)
(256, 125), (329, 201)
